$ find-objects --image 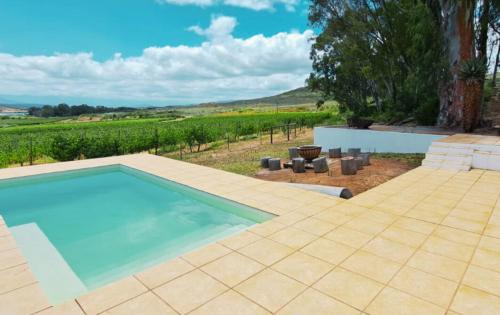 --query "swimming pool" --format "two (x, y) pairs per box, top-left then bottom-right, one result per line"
(0, 165), (274, 303)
